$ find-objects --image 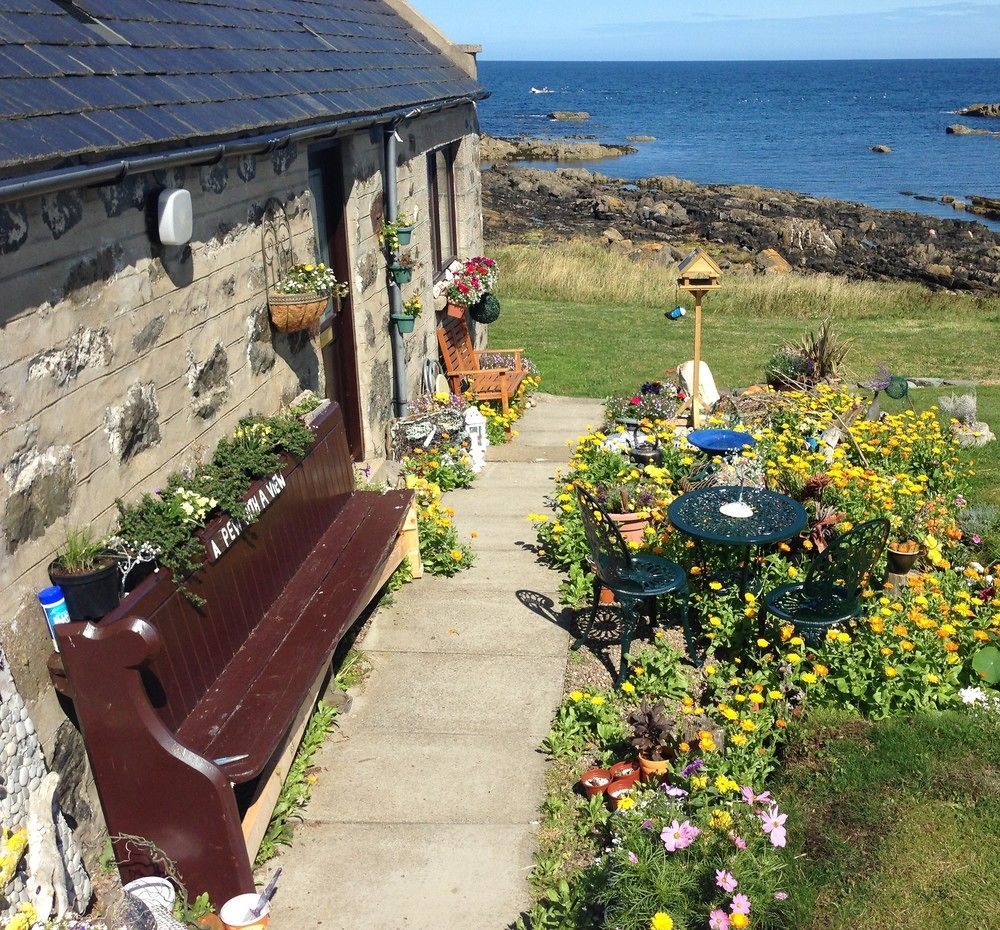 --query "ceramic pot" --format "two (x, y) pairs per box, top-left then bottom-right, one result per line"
(579, 767), (612, 797)
(598, 586), (616, 606)
(445, 301), (466, 319)
(608, 512), (649, 543)
(638, 751), (672, 783)
(606, 778), (636, 808)
(396, 225), (414, 246)
(390, 313), (416, 334)
(608, 762), (640, 790)
(48, 557), (121, 622)
(389, 265), (412, 285)
(887, 544), (919, 574)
